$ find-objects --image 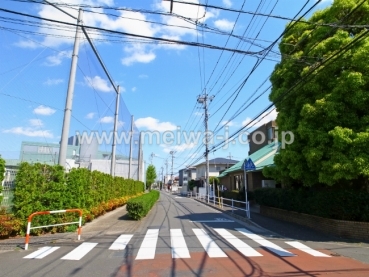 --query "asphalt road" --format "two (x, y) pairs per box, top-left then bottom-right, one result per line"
(1, 191), (369, 277)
